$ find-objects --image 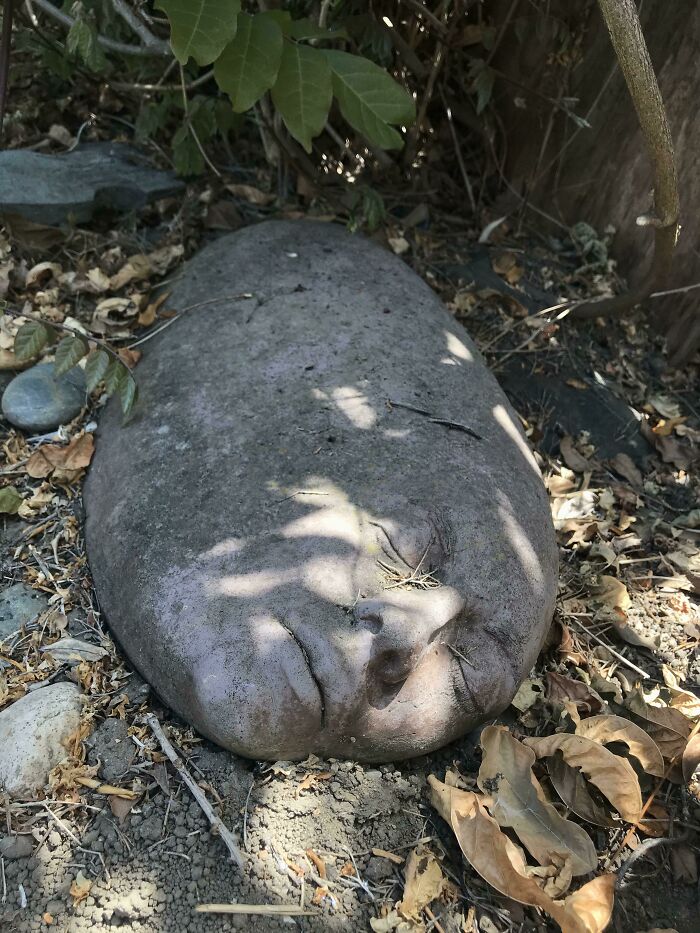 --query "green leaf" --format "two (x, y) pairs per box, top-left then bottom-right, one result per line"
(271, 43), (332, 153)
(156, 0), (241, 65)
(214, 13), (283, 113)
(173, 124), (204, 176)
(119, 376), (139, 420)
(0, 486), (23, 515)
(84, 349), (110, 392)
(288, 18), (347, 41)
(103, 359), (128, 396)
(14, 322), (51, 362)
(66, 16), (108, 72)
(54, 335), (88, 376)
(323, 50), (415, 150)
(472, 65), (495, 114)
